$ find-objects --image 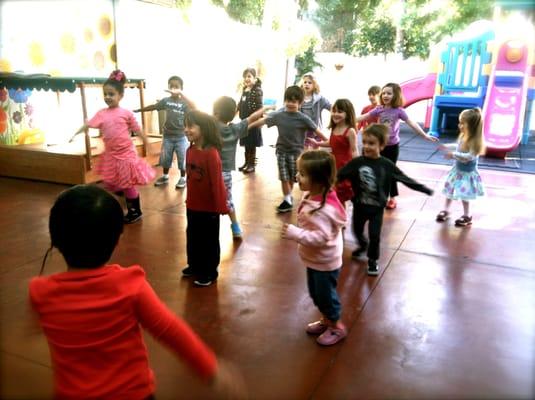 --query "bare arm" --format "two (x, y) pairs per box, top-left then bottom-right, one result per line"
(246, 105), (274, 125)
(348, 127), (359, 157)
(314, 128), (328, 141)
(406, 119), (438, 142)
(133, 103), (158, 113)
(69, 123), (89, 142)
(355, 111), (372, 123)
